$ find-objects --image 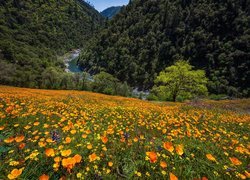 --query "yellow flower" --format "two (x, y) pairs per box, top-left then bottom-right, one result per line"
(9, 161), (19, 166)
(161, 170), (167, 175)
(77, 173), (82, 178)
